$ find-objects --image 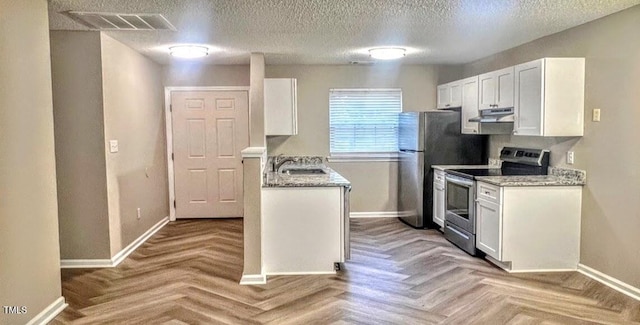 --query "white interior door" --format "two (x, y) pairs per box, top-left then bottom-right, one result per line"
(171, 90), (249, 218)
